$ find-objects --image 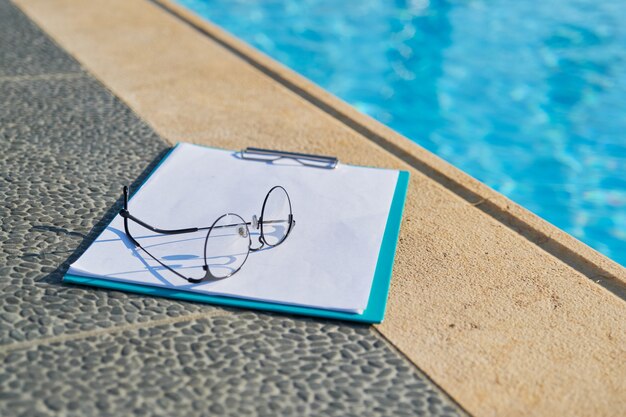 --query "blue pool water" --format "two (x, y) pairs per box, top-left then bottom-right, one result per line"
(178, 0), (626, 266)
